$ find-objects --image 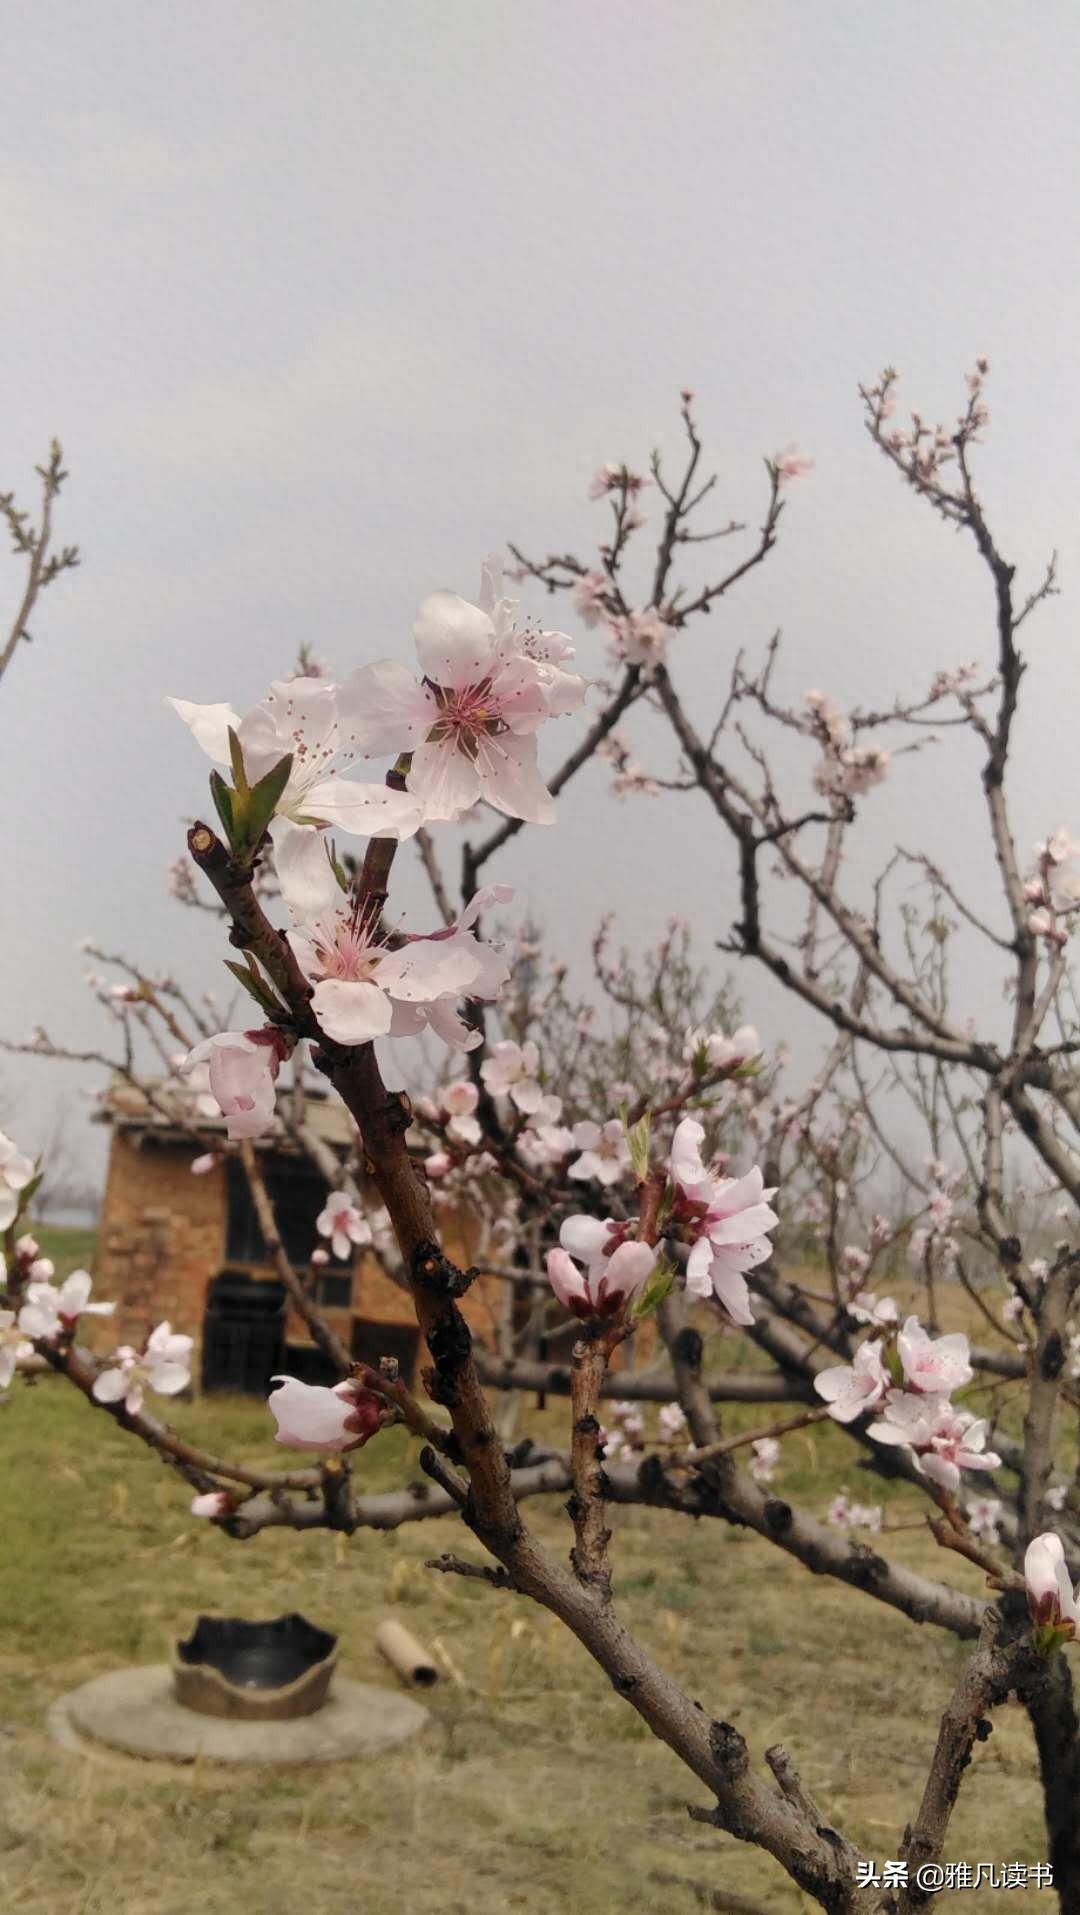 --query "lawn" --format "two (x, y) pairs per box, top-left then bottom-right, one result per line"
(0, 1236), (1052, 1913)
